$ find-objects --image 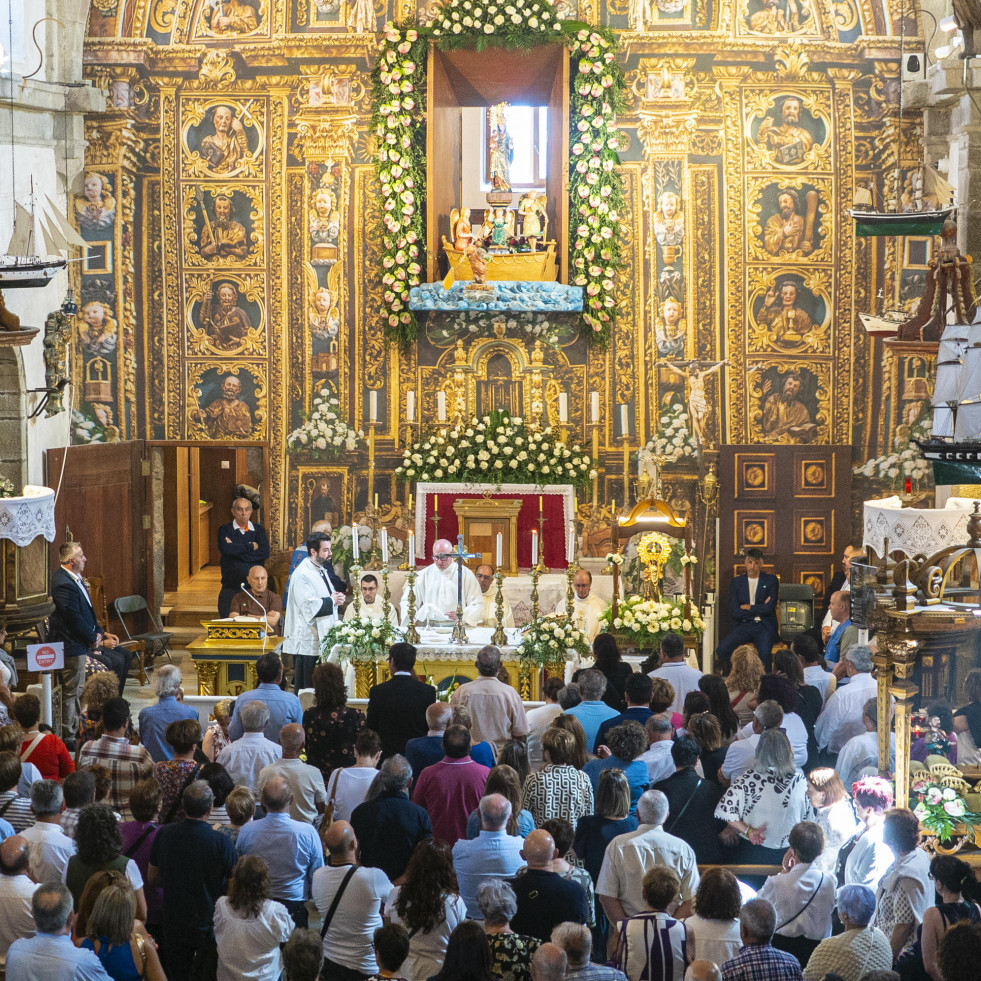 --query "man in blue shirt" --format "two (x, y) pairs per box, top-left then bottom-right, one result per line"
(228, 653), (303, 743)
(451, 794), (524, 917)
(824, 591), (858, 675)
(565, 670), (619, 752)
(137, 664), (200, 762)
(236, 774), (324, 929)
(6, 882), (111, 981)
